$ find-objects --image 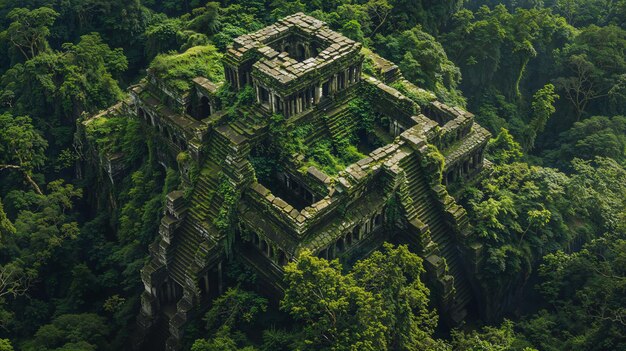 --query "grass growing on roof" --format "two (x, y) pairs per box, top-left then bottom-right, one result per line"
(149, 45), (224, 93)
(85, 115), (145, 164)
